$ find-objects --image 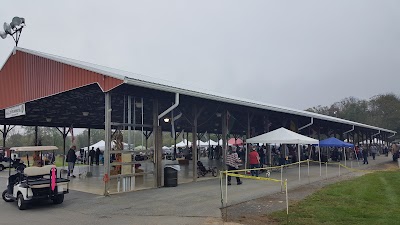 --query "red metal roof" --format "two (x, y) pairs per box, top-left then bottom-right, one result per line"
(0, 49), (123, 110)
